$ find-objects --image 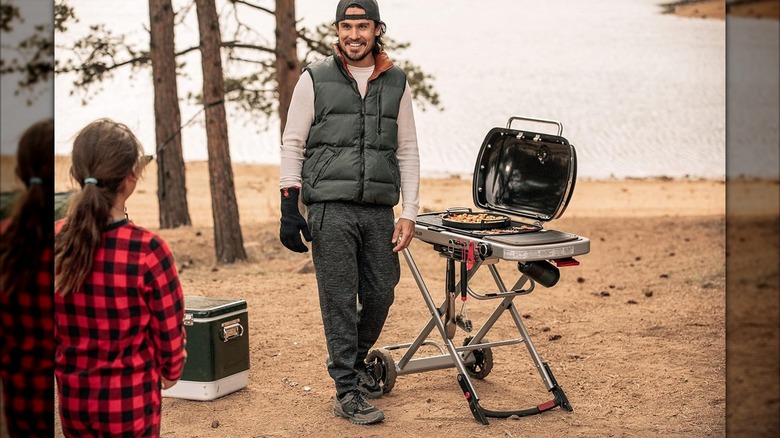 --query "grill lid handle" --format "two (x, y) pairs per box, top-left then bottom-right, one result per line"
(506, 116), (563, 136)
(445, 207), (473, 214)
